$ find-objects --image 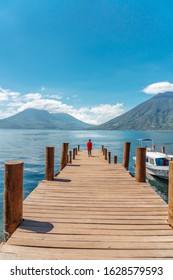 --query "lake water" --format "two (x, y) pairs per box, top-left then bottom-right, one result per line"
(0, 129), (172, 241)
